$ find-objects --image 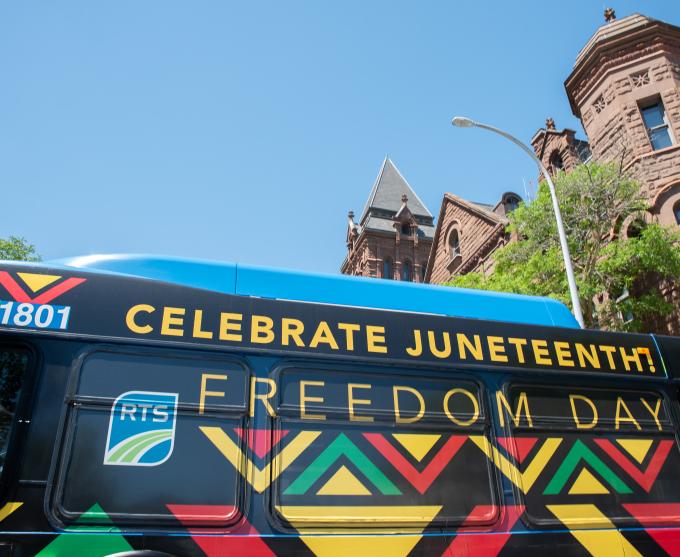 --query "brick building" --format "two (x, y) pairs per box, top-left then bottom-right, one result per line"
(341, 158), (434, 281)
(342, 10), (680, 331)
